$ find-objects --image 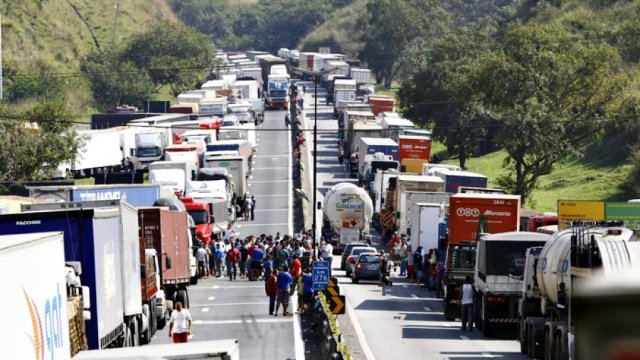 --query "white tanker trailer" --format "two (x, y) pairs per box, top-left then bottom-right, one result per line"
(321, 183), (374, 252)
(517, 224), (637, 360)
